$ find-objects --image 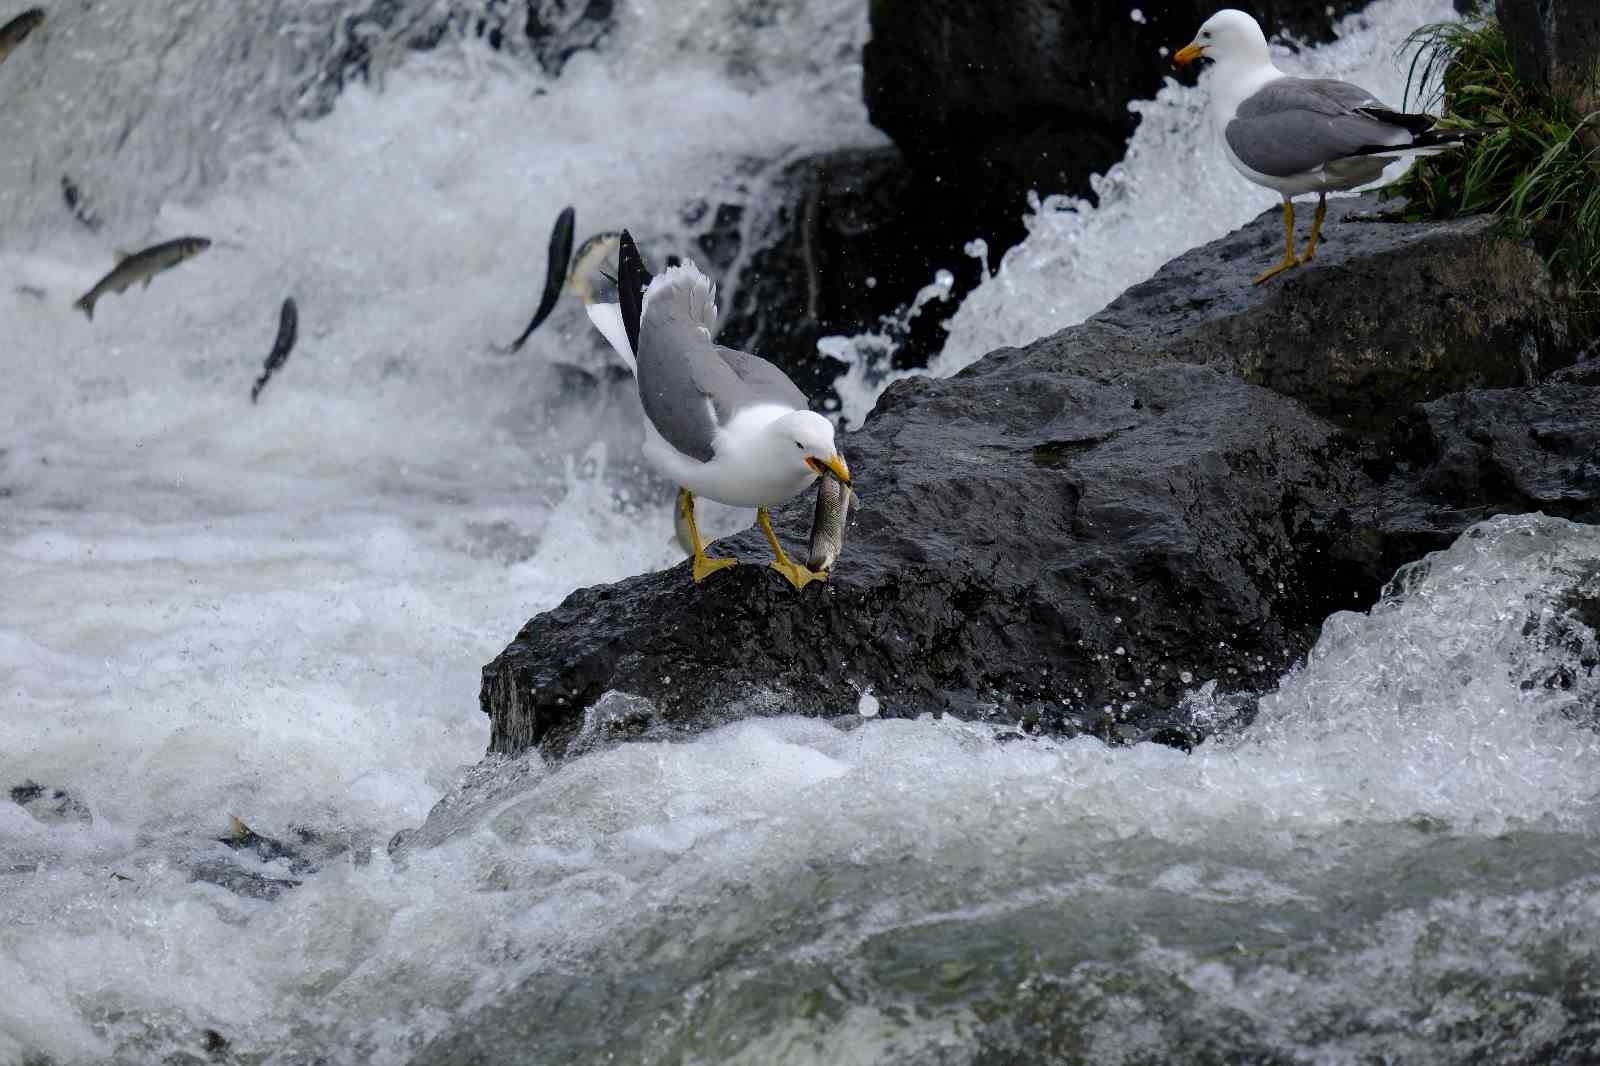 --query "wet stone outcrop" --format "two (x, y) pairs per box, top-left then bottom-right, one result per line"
(1495, 0), (1600, 118)
(482, 195), (1596, 761)
(716, 146), (1005, 401)
(1085, 196), (1579, 427)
